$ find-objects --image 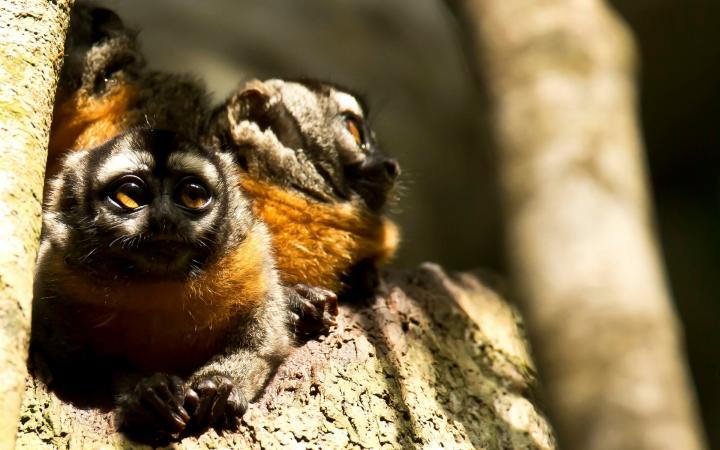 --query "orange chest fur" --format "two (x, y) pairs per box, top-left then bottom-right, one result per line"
(71, 284), (230, 374)
(239, 178), (398, 292)
(47, 232), (269, 373)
